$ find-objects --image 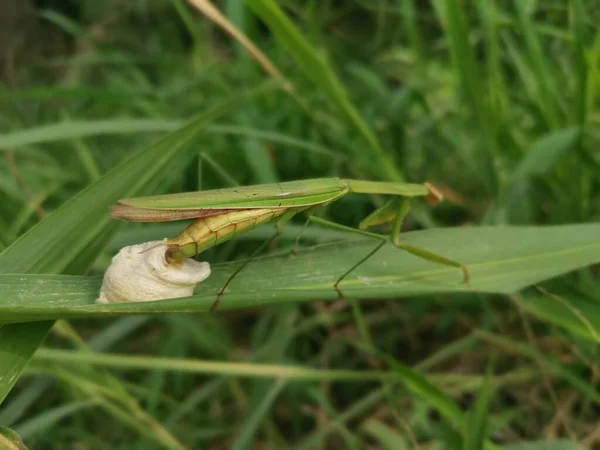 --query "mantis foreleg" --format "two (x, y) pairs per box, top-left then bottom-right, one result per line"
(291, 205), (321, 257)
(307, 215), (388, 299)
(210, 228), (282, 312)
(308, 199), (469, 299)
